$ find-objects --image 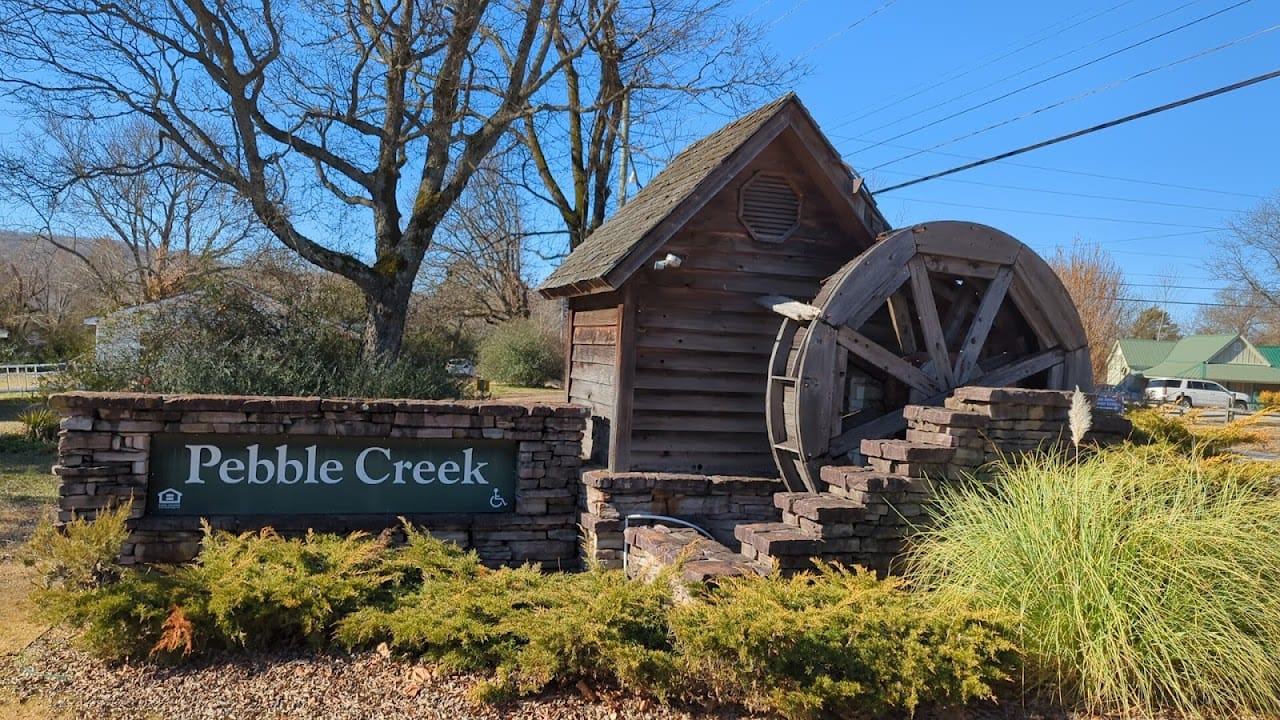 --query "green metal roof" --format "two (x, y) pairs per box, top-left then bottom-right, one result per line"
(1115, 338), (1175, 370)
(1158, 334), (1237, 366)
(1257, 345), (1280, 367)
